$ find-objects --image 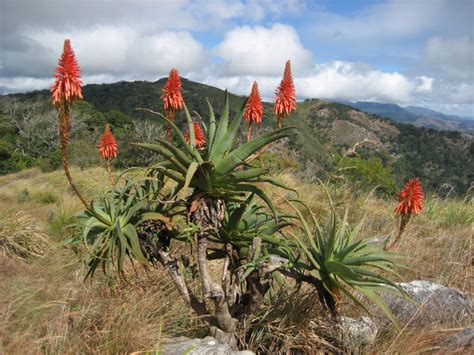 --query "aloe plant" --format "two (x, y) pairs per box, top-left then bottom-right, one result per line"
(75, 171), (179, 279)
(136, 92), (294, 217)
(134, 93), (295, 336)
(66, 81), (406, 349)
(286, 191), (405, 327)
(214, 194), (293, 258)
